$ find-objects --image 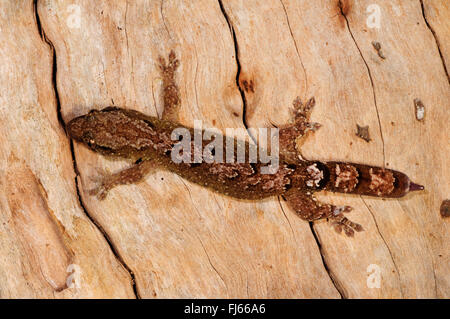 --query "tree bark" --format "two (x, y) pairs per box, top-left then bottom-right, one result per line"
(0, 0), (447, 298)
